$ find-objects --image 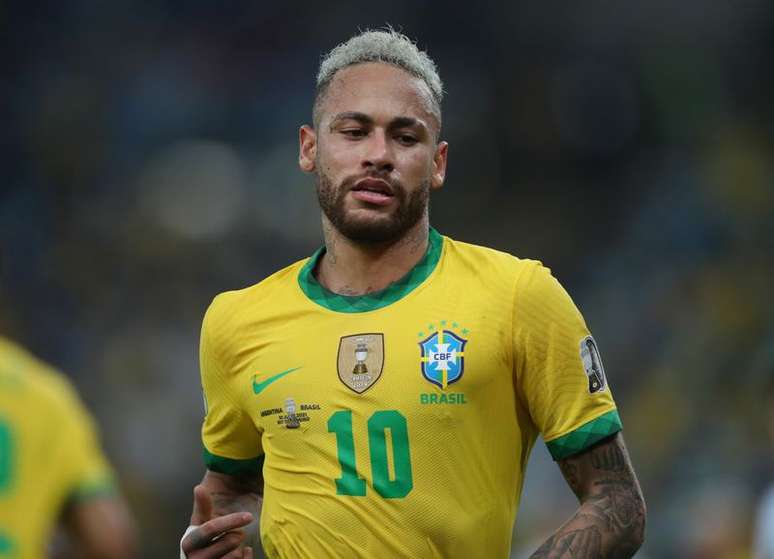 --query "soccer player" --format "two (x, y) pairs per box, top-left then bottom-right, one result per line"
(0, 336), (136, 558)
(181, 29), (646, 559)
